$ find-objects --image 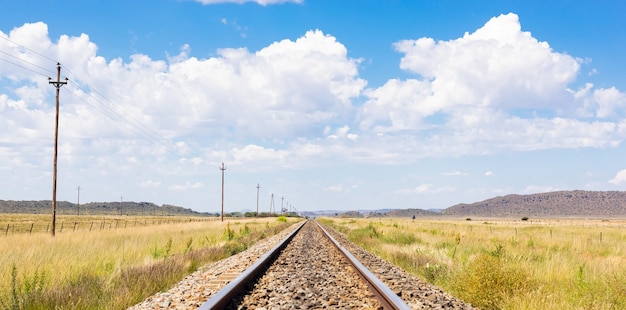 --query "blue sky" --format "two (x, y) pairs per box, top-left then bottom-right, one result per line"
(2, 0), (626, 214)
